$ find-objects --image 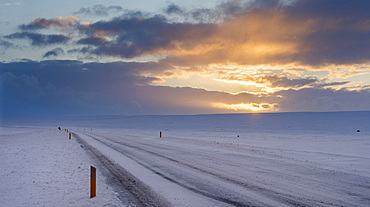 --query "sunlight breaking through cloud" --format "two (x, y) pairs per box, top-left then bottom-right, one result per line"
(213, 102), (279, 112)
